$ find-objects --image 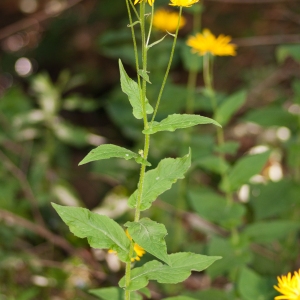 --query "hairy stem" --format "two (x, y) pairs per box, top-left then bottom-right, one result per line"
(125, 2), (149, 299)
